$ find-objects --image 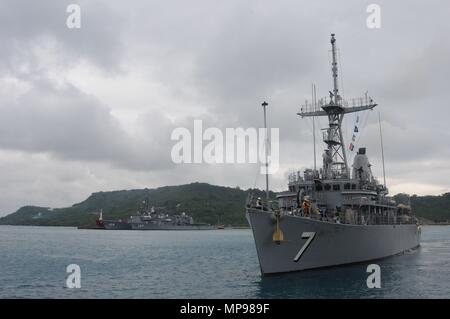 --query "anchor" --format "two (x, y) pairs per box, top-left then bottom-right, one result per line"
(272, 211), (284, 245)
